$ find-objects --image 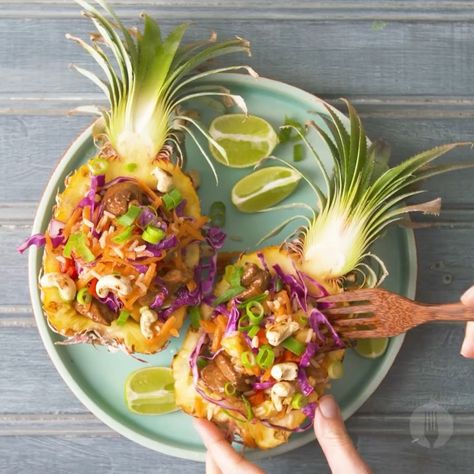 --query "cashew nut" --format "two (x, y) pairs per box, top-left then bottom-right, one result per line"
(152, 167), (173, 193)
(270, 362), (298, 382)
(139, 306), (159, 339)
(40, 272), (76, 301)
(95, 274), (132, 298)
(271, 382), (295, 412)
(266, 321), (300, 346)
